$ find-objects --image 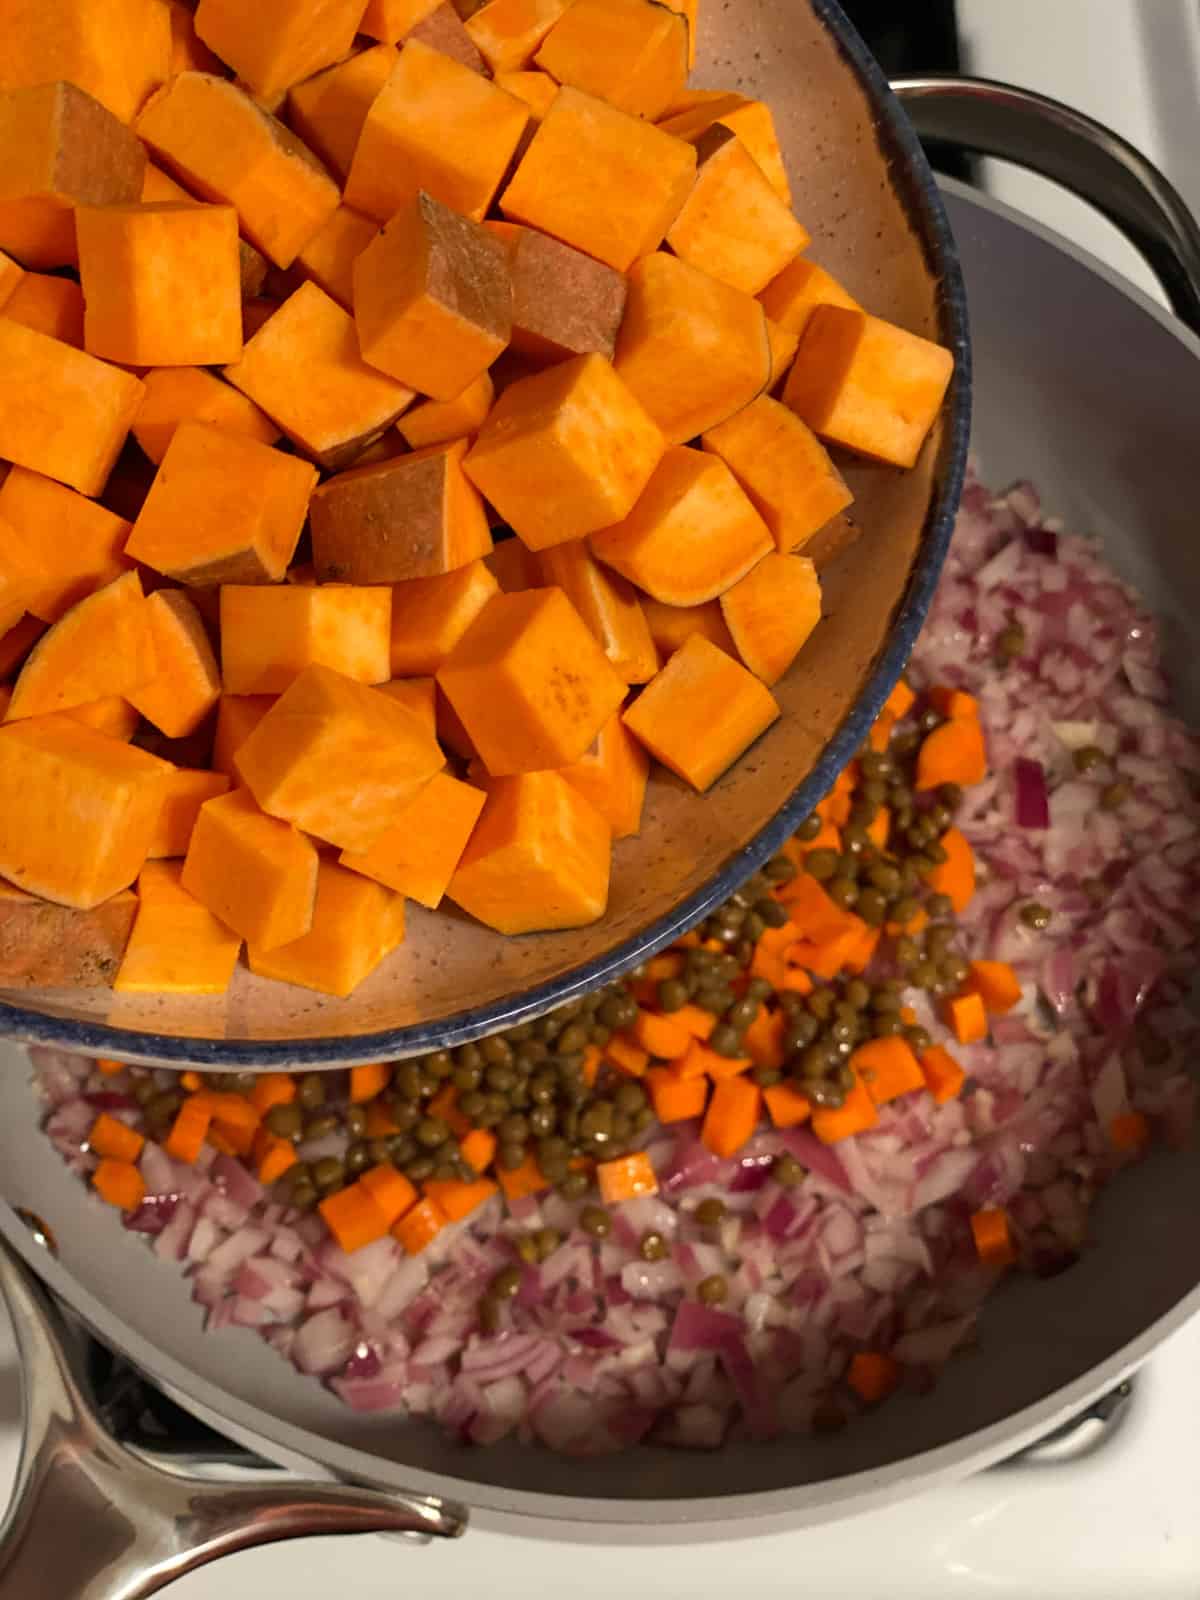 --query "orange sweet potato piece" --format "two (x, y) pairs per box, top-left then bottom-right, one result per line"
(0, 319), (144, 495)
(448, 768), (610, 932)
(388, 559), (499, 676)
(136, 73), (339, 269)
(535, 0), (686, 121)
(2, 272), (83, 346)
(534, 540), (656, 684)
(220, 585), (392, 694)
(0, 515), (45, 637)
(640, 595), (735, 663)
(193, 0), (367, 102)
(408, 4), (489, 70)
(7, 572), (155, 720)
(293, 206), (378, 312)
(0, 198), (75, 273)
(805, 509), (862, 572)
(758, 256), (860, 338)
(126, 422), (317, 585)
(719, 552), (821, 685)
(465, 0), (573, 72)
(501, 86), (695, 273)
(165, 0), (223, 74)
(64, 696), (138, 741)
(212, 694), (274, 778)
(131, 367), (279, 464)
(345, 40), (528, 224)
(236, 663), (444, 850)
(558, 711), (649, 838)
(341, 770), (486, 907)
(148, 767), (231, 858)
(181, 786), (318, 949)
(464, 354), (665, 550)
(487, 221), (627, 365)
(377, 676), (437, 740)
(623, 631), (779, 791)
(0, 615), (45, 678)
(399, 374), (494, 452)
(114, 858), (241, 994)
(126, 590), (221, 739)
(784, 306), (955, 469)
(765, 316), (799, 389)
(0, 714), (169, 907)
(658, 91), (790, 205)
(359, 0), (442, 43)
(494, 68), (561, 122)
(0, 250), (22, 309)
(485, 537), (540, 594)
(437, 586), (626, 774)
(591, 445), (773, 606)
(614, 252), (770, 444)
(247, 855), (405, 996)
(0, 881), (136, 985)
(0, 2), (169, 125)
(284, 44), (398, 181)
